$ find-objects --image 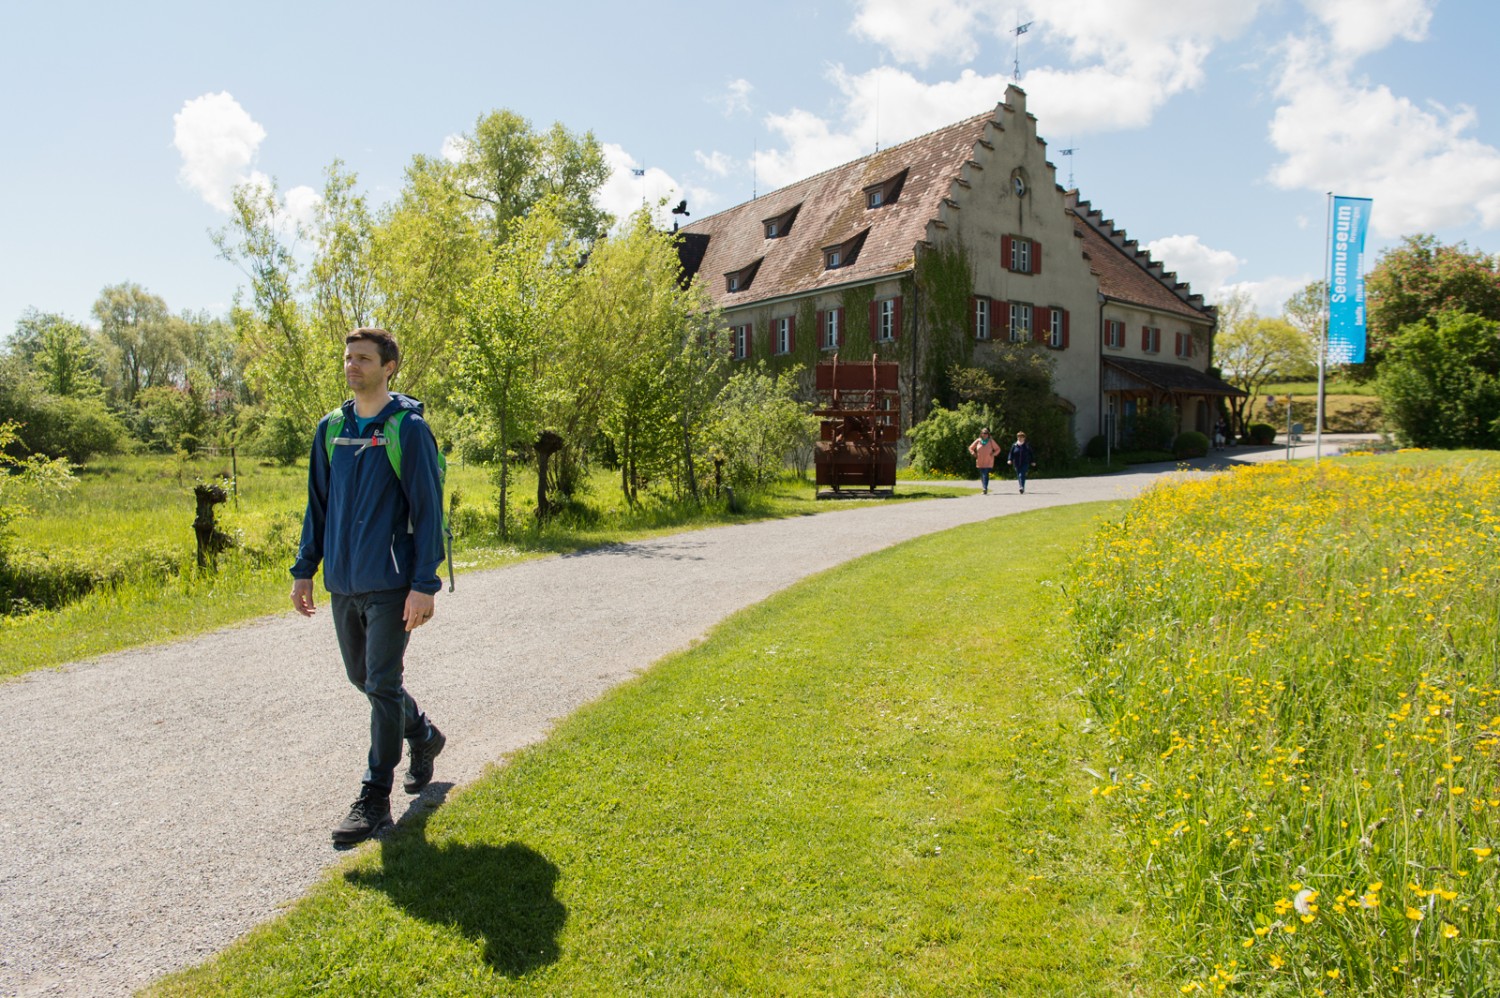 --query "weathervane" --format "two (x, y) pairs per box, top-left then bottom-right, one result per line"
(1012, 17), (1033, 80)
(1059, 146), (1078, 188)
